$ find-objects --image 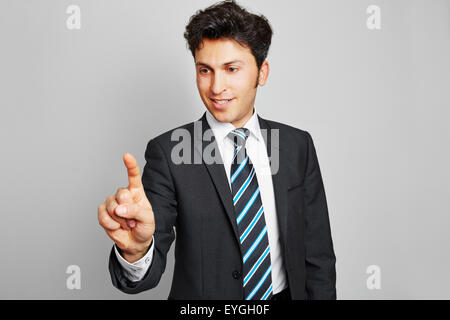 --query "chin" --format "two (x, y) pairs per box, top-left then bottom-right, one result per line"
(208, 107), (232, 123)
